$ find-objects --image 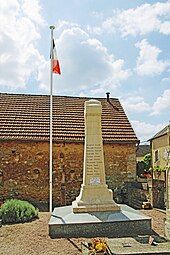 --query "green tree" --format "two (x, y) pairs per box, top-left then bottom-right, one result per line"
(143, 153), (151, 172)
